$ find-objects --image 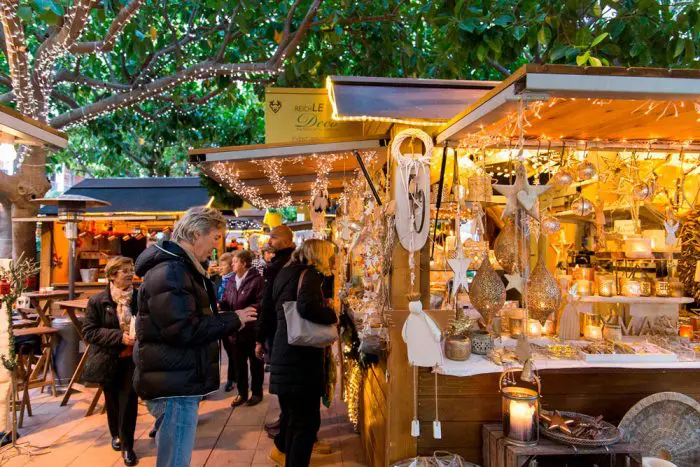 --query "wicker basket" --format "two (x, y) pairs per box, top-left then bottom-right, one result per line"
(540, 411), (622, 447)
